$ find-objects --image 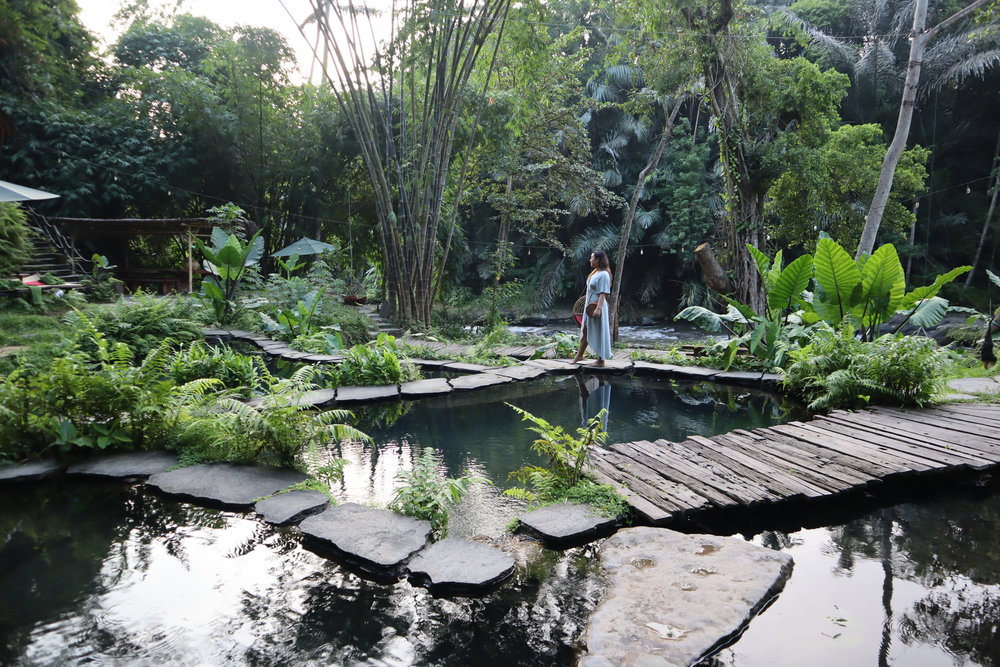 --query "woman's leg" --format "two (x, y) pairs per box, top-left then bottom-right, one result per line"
(572, 323), (588, 362)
